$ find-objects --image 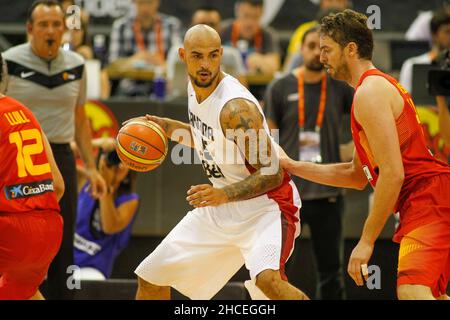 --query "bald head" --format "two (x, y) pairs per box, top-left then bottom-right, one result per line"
(183, 24), (222, 49)
(179, 24), (224, 89)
